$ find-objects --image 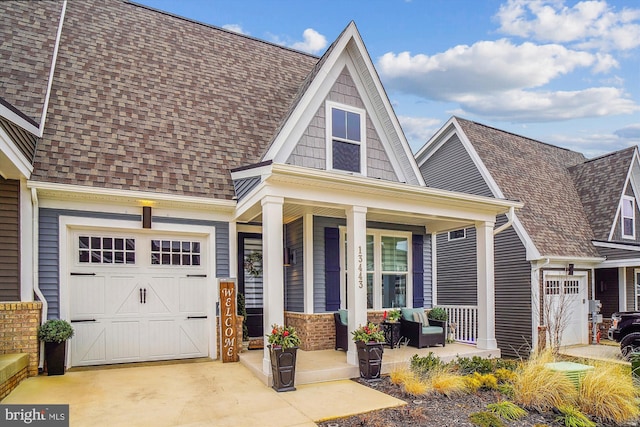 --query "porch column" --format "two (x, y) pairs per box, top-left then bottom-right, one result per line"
(476, 221), (497, 350)
(346, 205), (368, 366)
(261, 195), (285, 375)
